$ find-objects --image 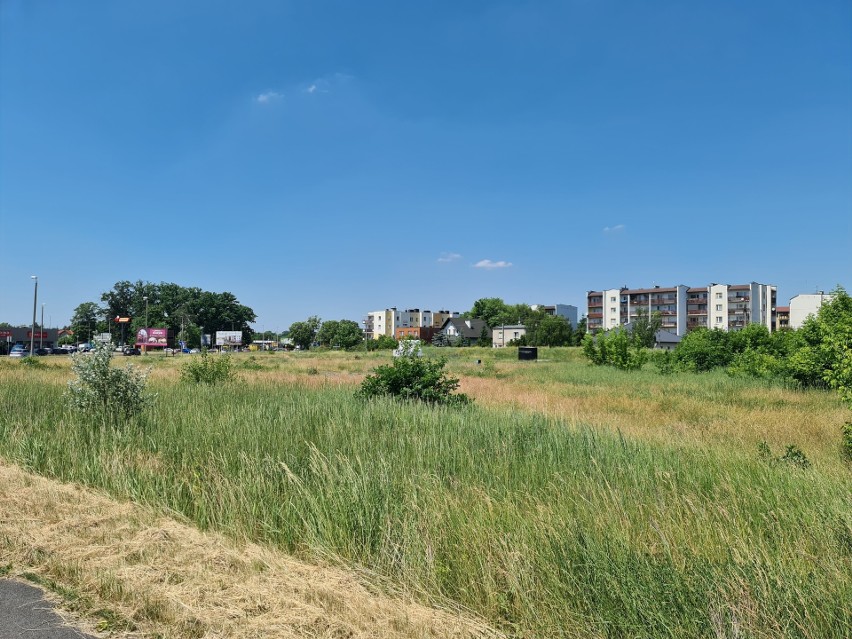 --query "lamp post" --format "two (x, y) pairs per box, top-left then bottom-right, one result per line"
(40, 303), (45, 349)
(143, 296), (149, 354)
(30, 276), (38, 356)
